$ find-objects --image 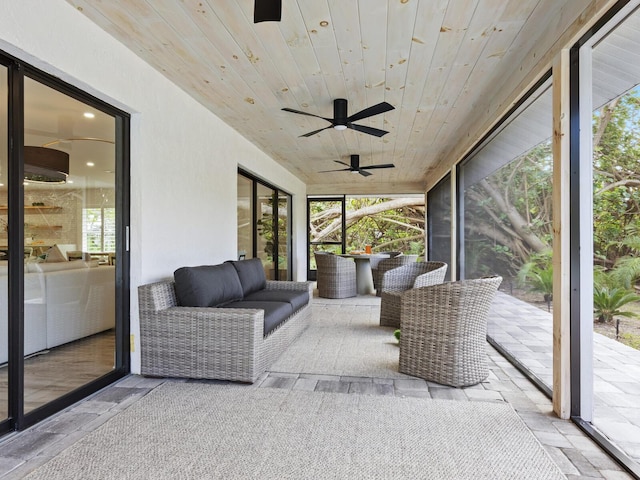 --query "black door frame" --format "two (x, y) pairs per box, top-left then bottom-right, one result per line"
(307, 196), (346, 280)
(0, 50), (130, 435)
